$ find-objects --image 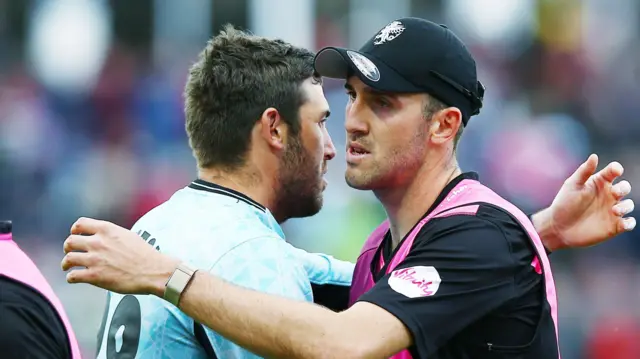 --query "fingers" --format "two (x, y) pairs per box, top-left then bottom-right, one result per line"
(612, 180), (632, 200)
(617, 217), (637, 233)
(569, 154), (598, 185)
(70, 217), (107, 235)
(595, 161), (624, 185)
(61, 252), (93, 271)
(66, 268), (96, 284)
(613, 198), (635, 216)
(63, 234), (95, 254)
